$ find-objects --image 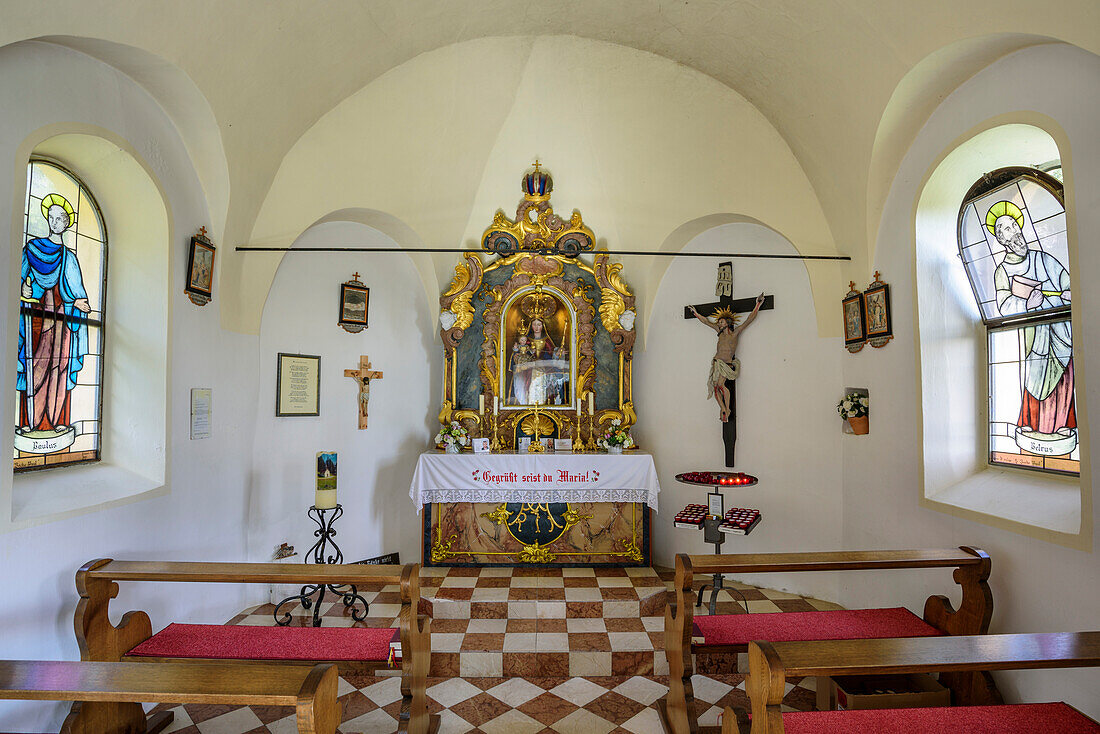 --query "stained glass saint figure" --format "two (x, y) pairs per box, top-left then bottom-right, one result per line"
(988, 200), (1075, 452)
